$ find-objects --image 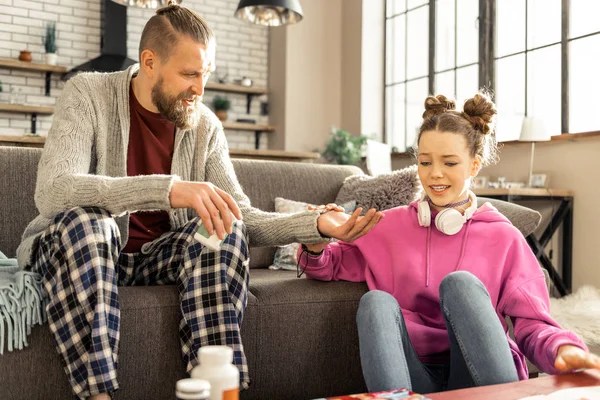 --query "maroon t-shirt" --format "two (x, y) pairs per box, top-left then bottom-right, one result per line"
(122, 84), (175, 253)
